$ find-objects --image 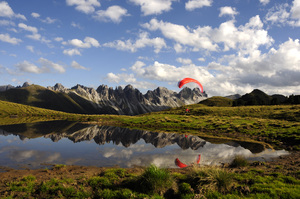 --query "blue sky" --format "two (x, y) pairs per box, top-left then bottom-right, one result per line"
(0, 0), (299, 96)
